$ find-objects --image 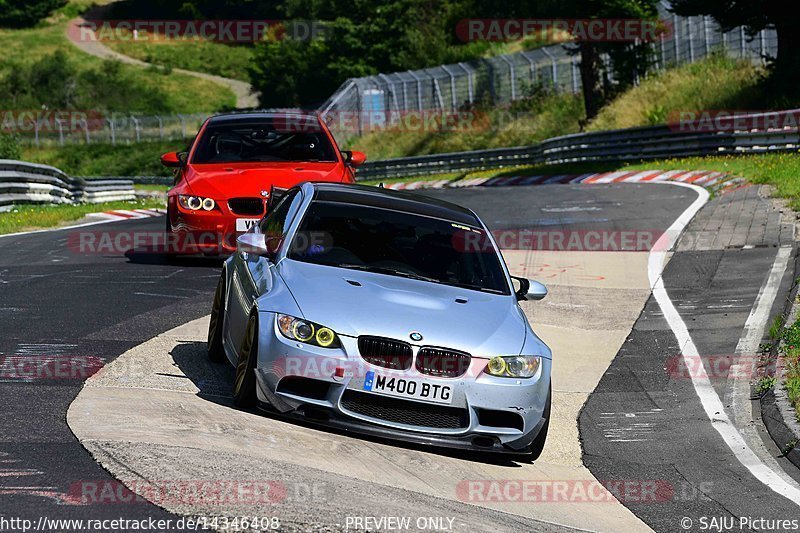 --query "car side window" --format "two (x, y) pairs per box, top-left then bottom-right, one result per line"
(259, 190), (301, 237)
